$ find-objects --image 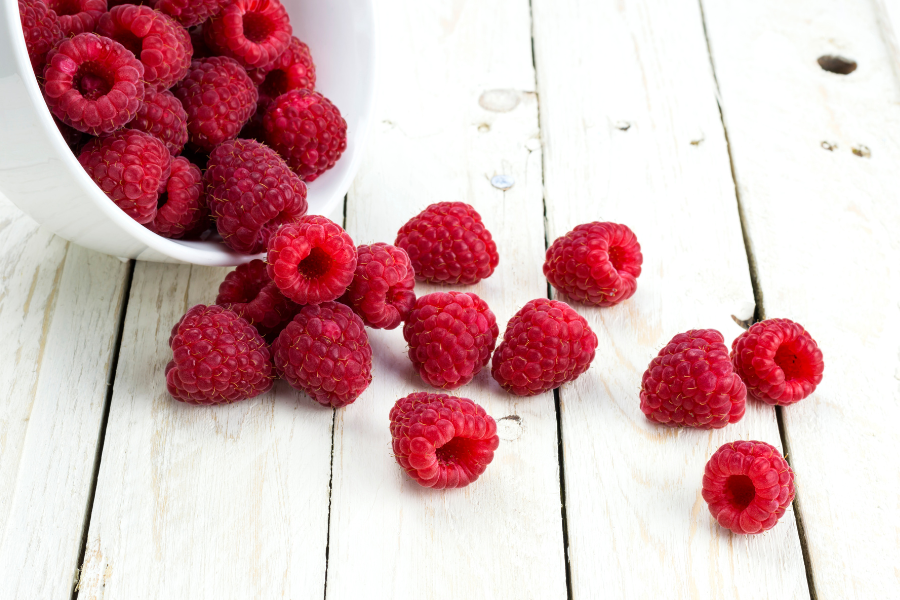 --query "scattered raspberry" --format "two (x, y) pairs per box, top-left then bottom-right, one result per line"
(263, 89), (347, 181)
(43, 33), (145, 136)
(166, 304), (273, 405)
(46, 0), (106, 36)
(266, 216), (357, 304)
(205, 138), (308, 254)
(403, 291), (499, 389)
(390, 392), (500, 489)
(127, 88), (188, 156)
(78, 128), (171, 224)
(145, 156), (205, 238)
(702, 440), (795, 534)
(18, 0), (64, 76)
(640, 329), (747, 429)
(173, 56), (258, 151)
(544, 222), (643, 307)
(96, 5), (192, 91)
(157, 0), (228, 27)
(731, 318), (824, 406)
(395, 202), (499, 285)
(216, 259), (299, 338)
(339, 243), (416, 330)
(204, 0), (292, 70)
(272, 302), (372, 408)
(491, 298), (598, 396)
(249, 36), (316, 98)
